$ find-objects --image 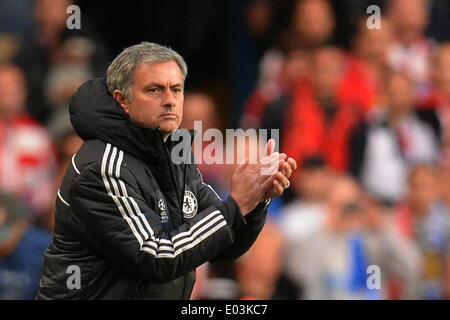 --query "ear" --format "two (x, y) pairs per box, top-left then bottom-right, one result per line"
(113, 90), (130, 114)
